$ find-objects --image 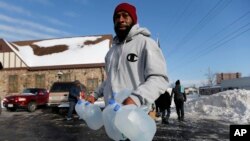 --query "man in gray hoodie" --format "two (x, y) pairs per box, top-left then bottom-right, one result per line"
(93, 3), (168, 109)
